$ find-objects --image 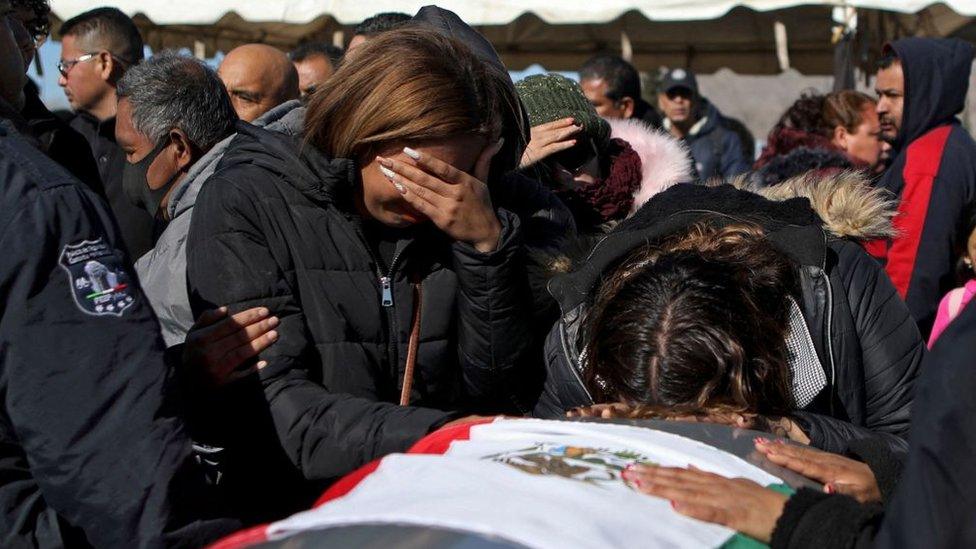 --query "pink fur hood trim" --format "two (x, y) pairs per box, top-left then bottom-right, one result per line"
(607, 118), (694, 213)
